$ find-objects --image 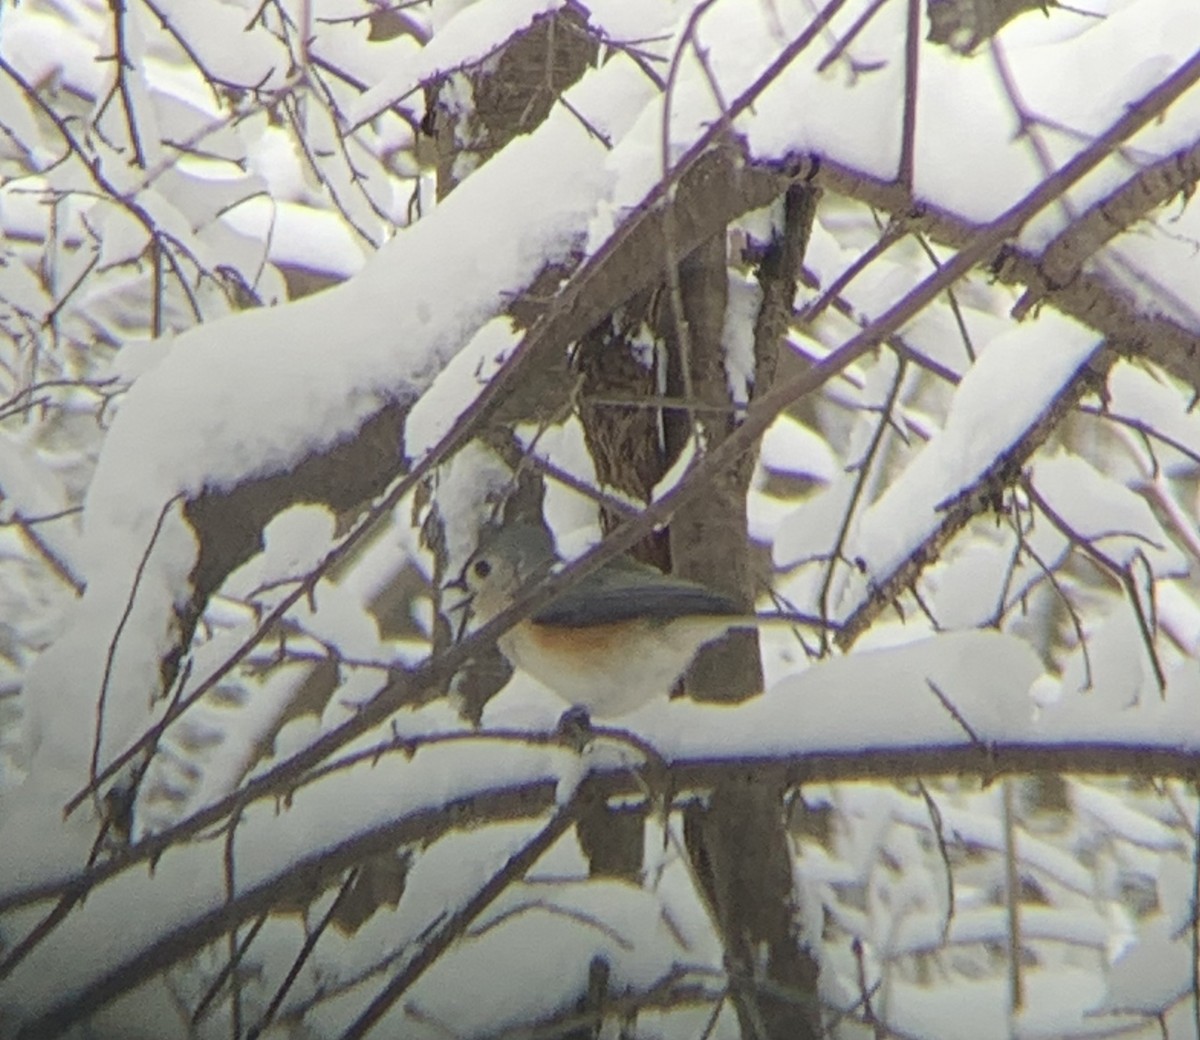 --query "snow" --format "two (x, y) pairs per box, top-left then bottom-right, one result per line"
(610, 630), (1044, 755)
(919, 0), (1200, 245)
(740, 1), (906, 178)
(889, 902), (1112, 957)
(1030, 449), (1187, 574)
(759, 413), (840, 482)
(721, 271), (760, 408)
(517, 419), (613, 541)
(1, 736), (578, 1023)
(884, 968), (1118, 1040)
(433, 441), (516, 578)
(388, 875), (718, 1037)
(1106, 361), (1200, 461)
(581, 0), (677, 46)
(1037, 648), (1200, 743)
(4, 0), (1200, 1035)
(1100, 917), (1193, 1014)
(308, 1), (425, 95)
(8, 615), (1200, 1032)
(1070, 781), (1181, 851)
(348, 0), (564, 129)
(0, 4), (108, 99)
(1101, 216), (1200, 335)
(796, 314), (1102, 595)
(257, 503), (338, 579)
(137, 659), (324, 835)
(0, 430), (83, 582)
(222, 197), (371, 278)
(18, 83), (616, 788)
(404, 317), (521, 459)
(1155, 578), (1200, 654)
(134, 0), (295, 94)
